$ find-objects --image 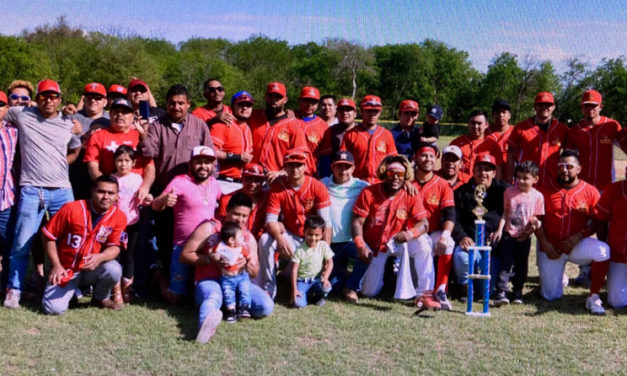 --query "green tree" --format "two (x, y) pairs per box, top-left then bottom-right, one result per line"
(0, 36), (52, 92)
